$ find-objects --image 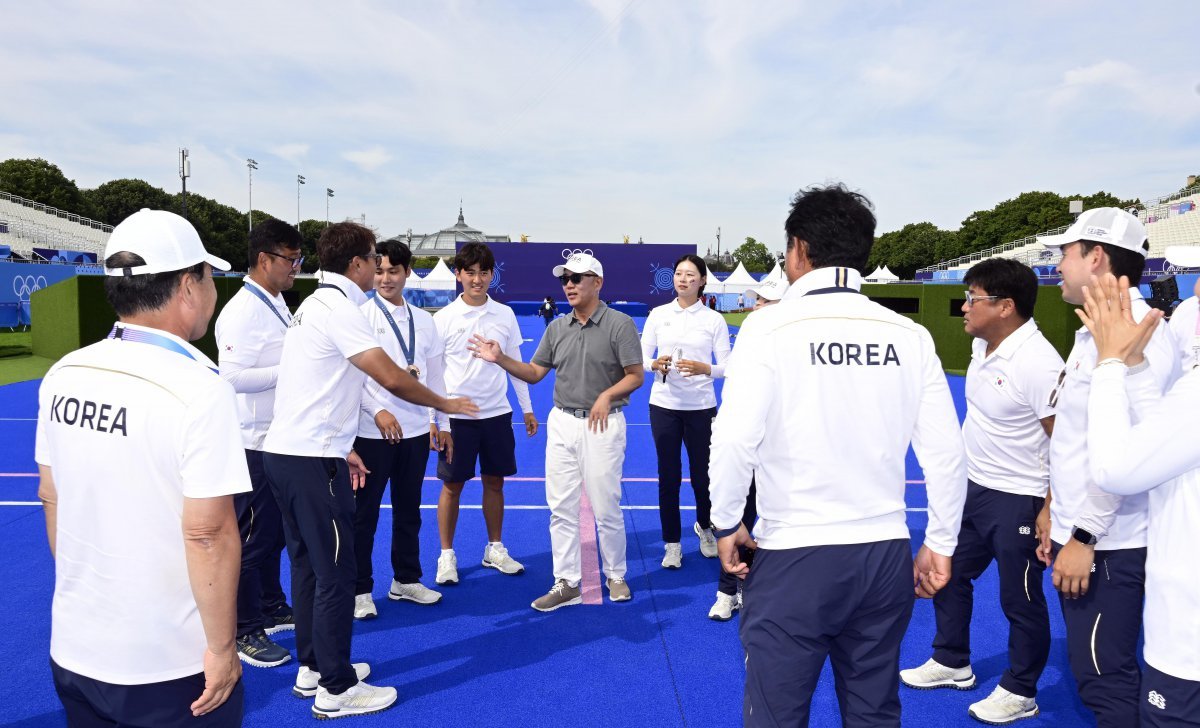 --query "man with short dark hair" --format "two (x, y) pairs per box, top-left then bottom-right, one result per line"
(352, 239), (448, 618)
(37, 209), (248, 726)
(214, 218), (303, 669)
(262, 222), (478, 719)
(432, 242), (536, 586)
(469, 251), (644, 611)
(708, 184), (967, 726)
(1034, 208), (1178, 727)
(901, 258), (1062, 724)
